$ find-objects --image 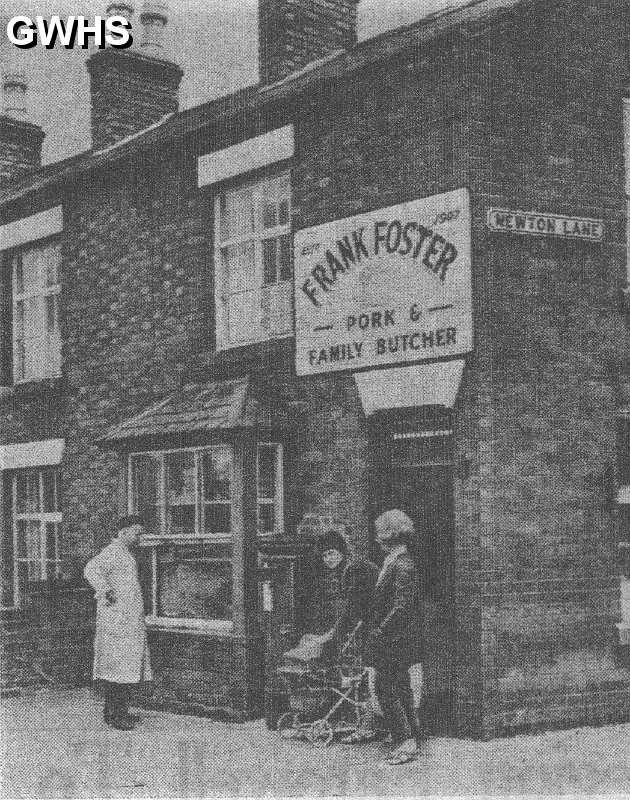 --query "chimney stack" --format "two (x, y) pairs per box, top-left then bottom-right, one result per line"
(87, 1), (182, 151)
(258, 0), (359, 86)
(0, 70), (45, 183)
